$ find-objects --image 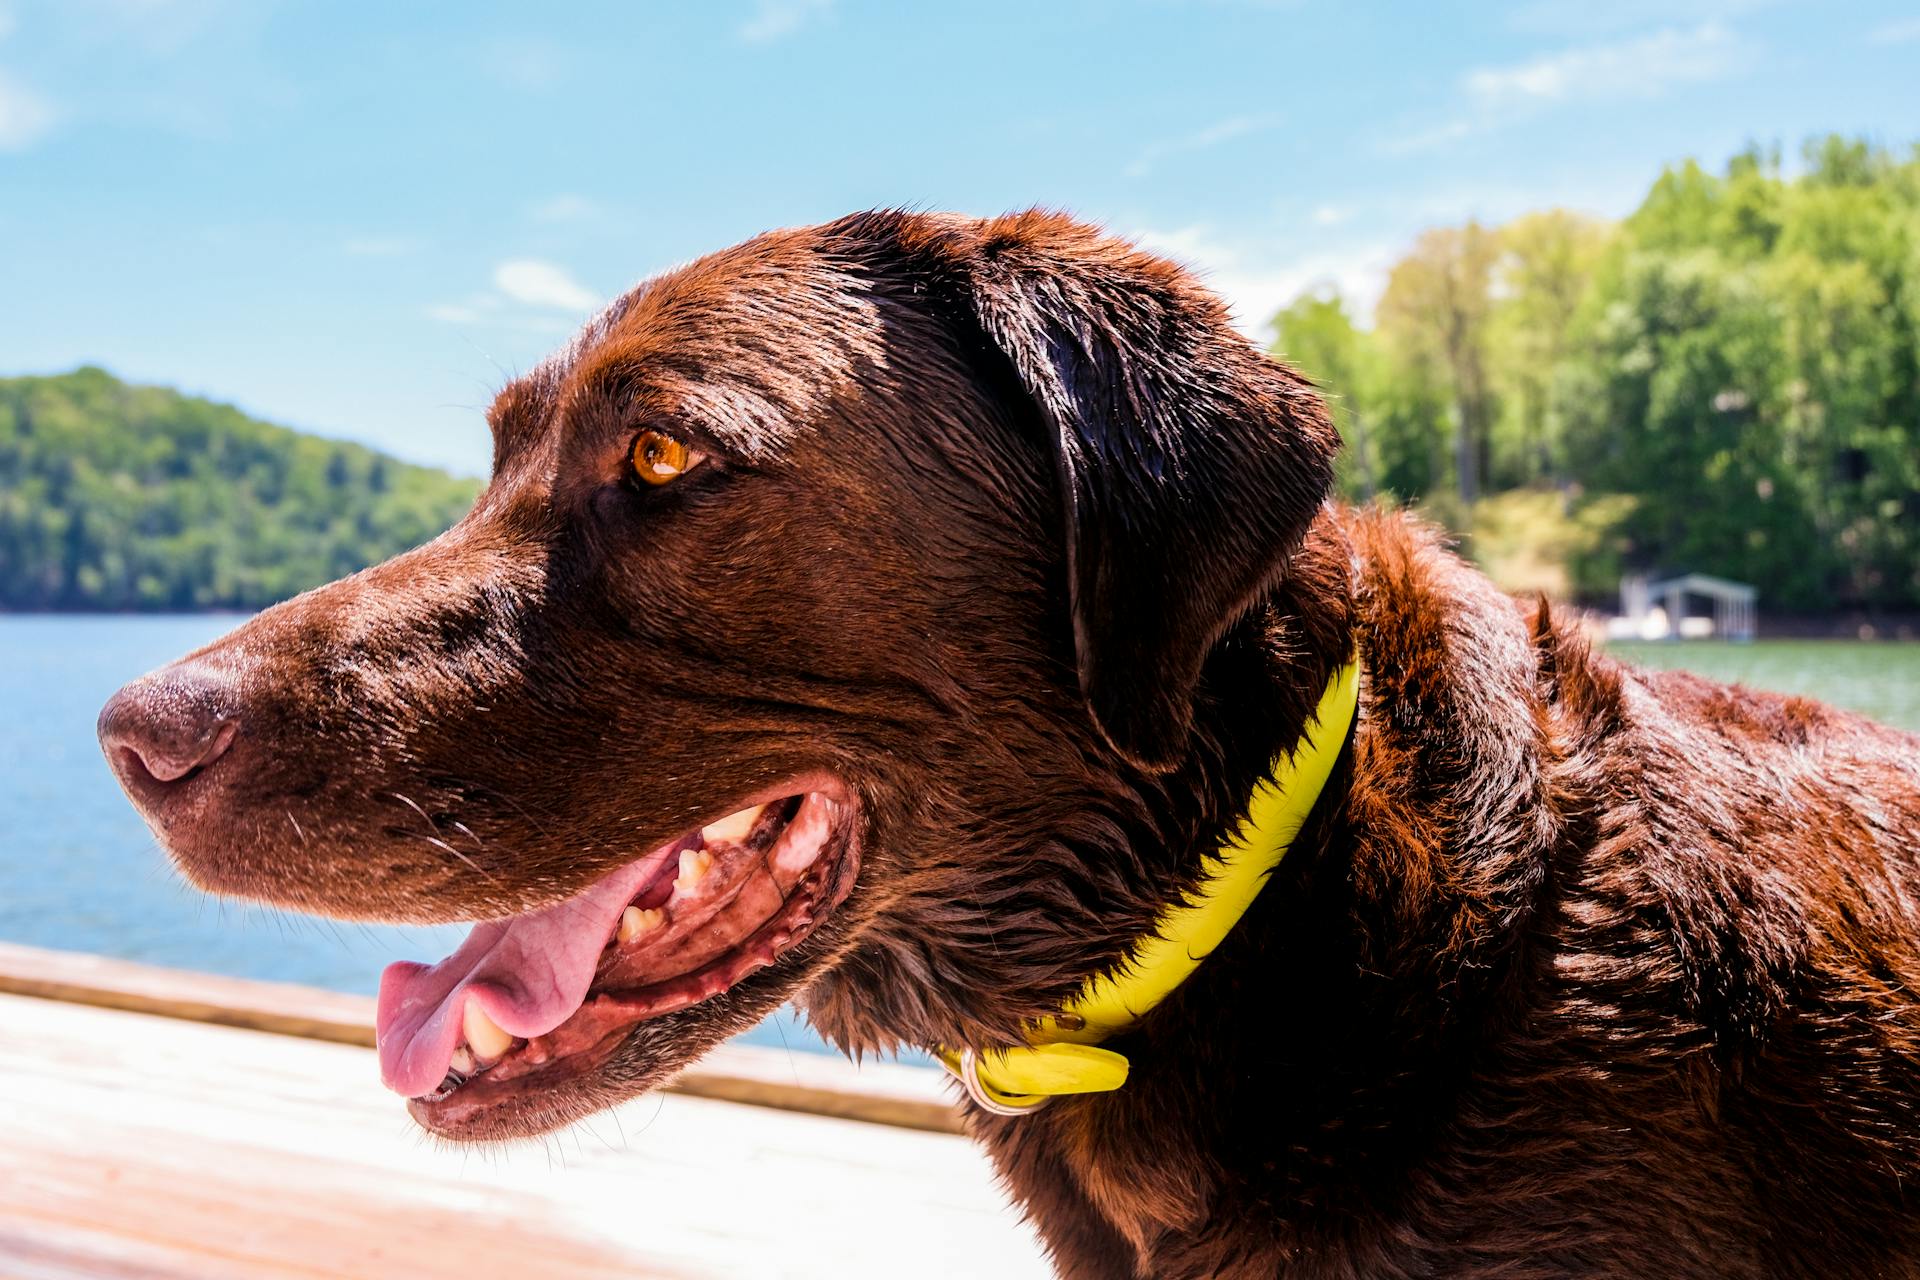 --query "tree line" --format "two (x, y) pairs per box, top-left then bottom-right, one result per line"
(5, 140), (1916, 617)
(0, 366), (480, 610)
(1272, 135), (1920, 613)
